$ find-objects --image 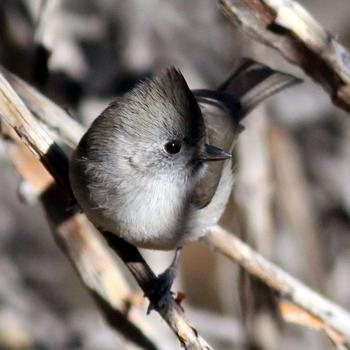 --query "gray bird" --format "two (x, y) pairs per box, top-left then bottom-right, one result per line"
(69, 59), (300, 309)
